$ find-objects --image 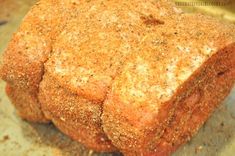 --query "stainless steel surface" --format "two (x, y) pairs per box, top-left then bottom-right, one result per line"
(0, 0), (234, 155)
